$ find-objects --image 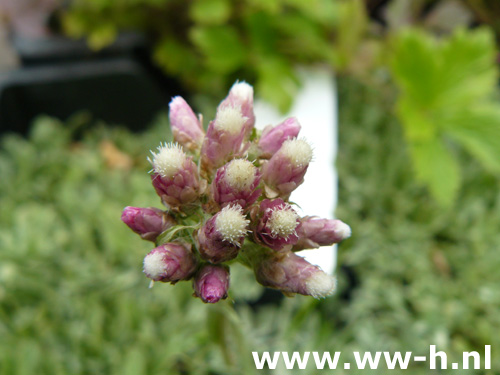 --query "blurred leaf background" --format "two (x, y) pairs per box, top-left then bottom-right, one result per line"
(1, 0), (500, 374)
